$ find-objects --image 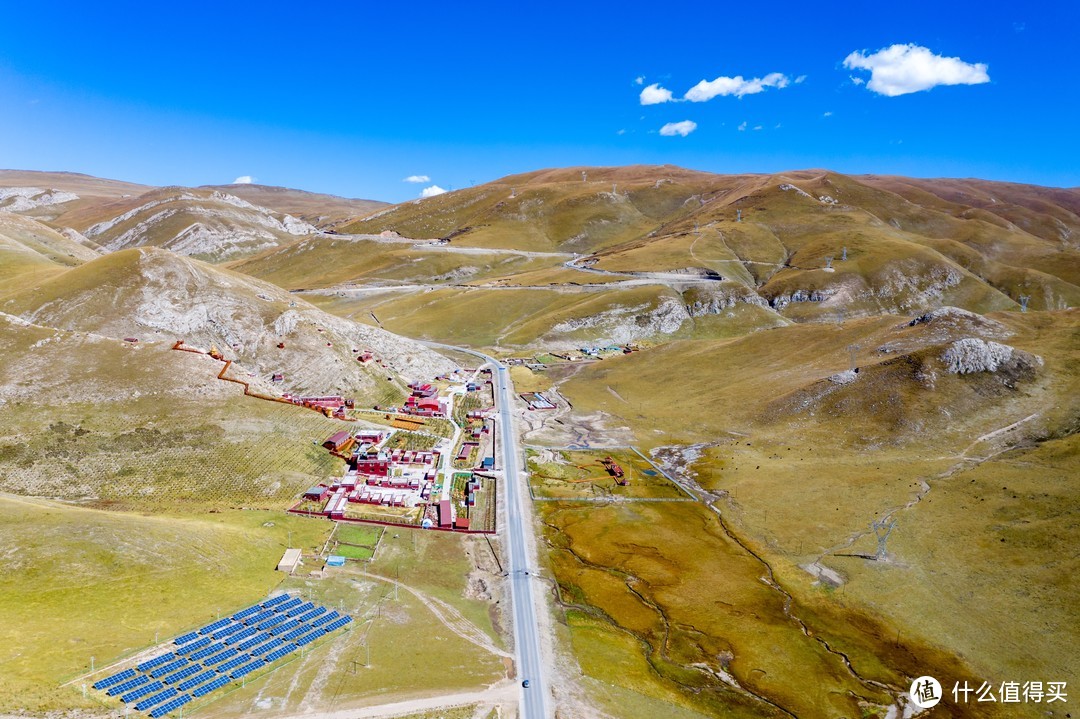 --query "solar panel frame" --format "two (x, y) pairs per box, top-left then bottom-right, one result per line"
(224, 626), (257, 645)
(295, 606), (326, 623)
(189, 642), (225, 661)
(255, 614), (287, 631)
(197, 618), (230, 635)
(284, 601), (314, 617)
(191, 675), (229, 697)
(149, 693), (192, 718)
(105, 674), (149, 696)
(229, 657), (265, 680)
(200, 647), (238, 666)
(261, 594), (292, 609)
(231, 605), (261, 621)
(175, 636), (211, 655)
(271, 619), (300, 636)
(273, 597), (303, 614)
(174, 632), (199, 645)
(176, 669), (216, 691)
(136, 653), (175, 672)
(134, 686), (177, 710)
(93, 666), (136, 690)
(211, 622), (245, 640)
(120, 680), (162, 703)
(159, 663), (201, 685)
(149, 658), (188, 678)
